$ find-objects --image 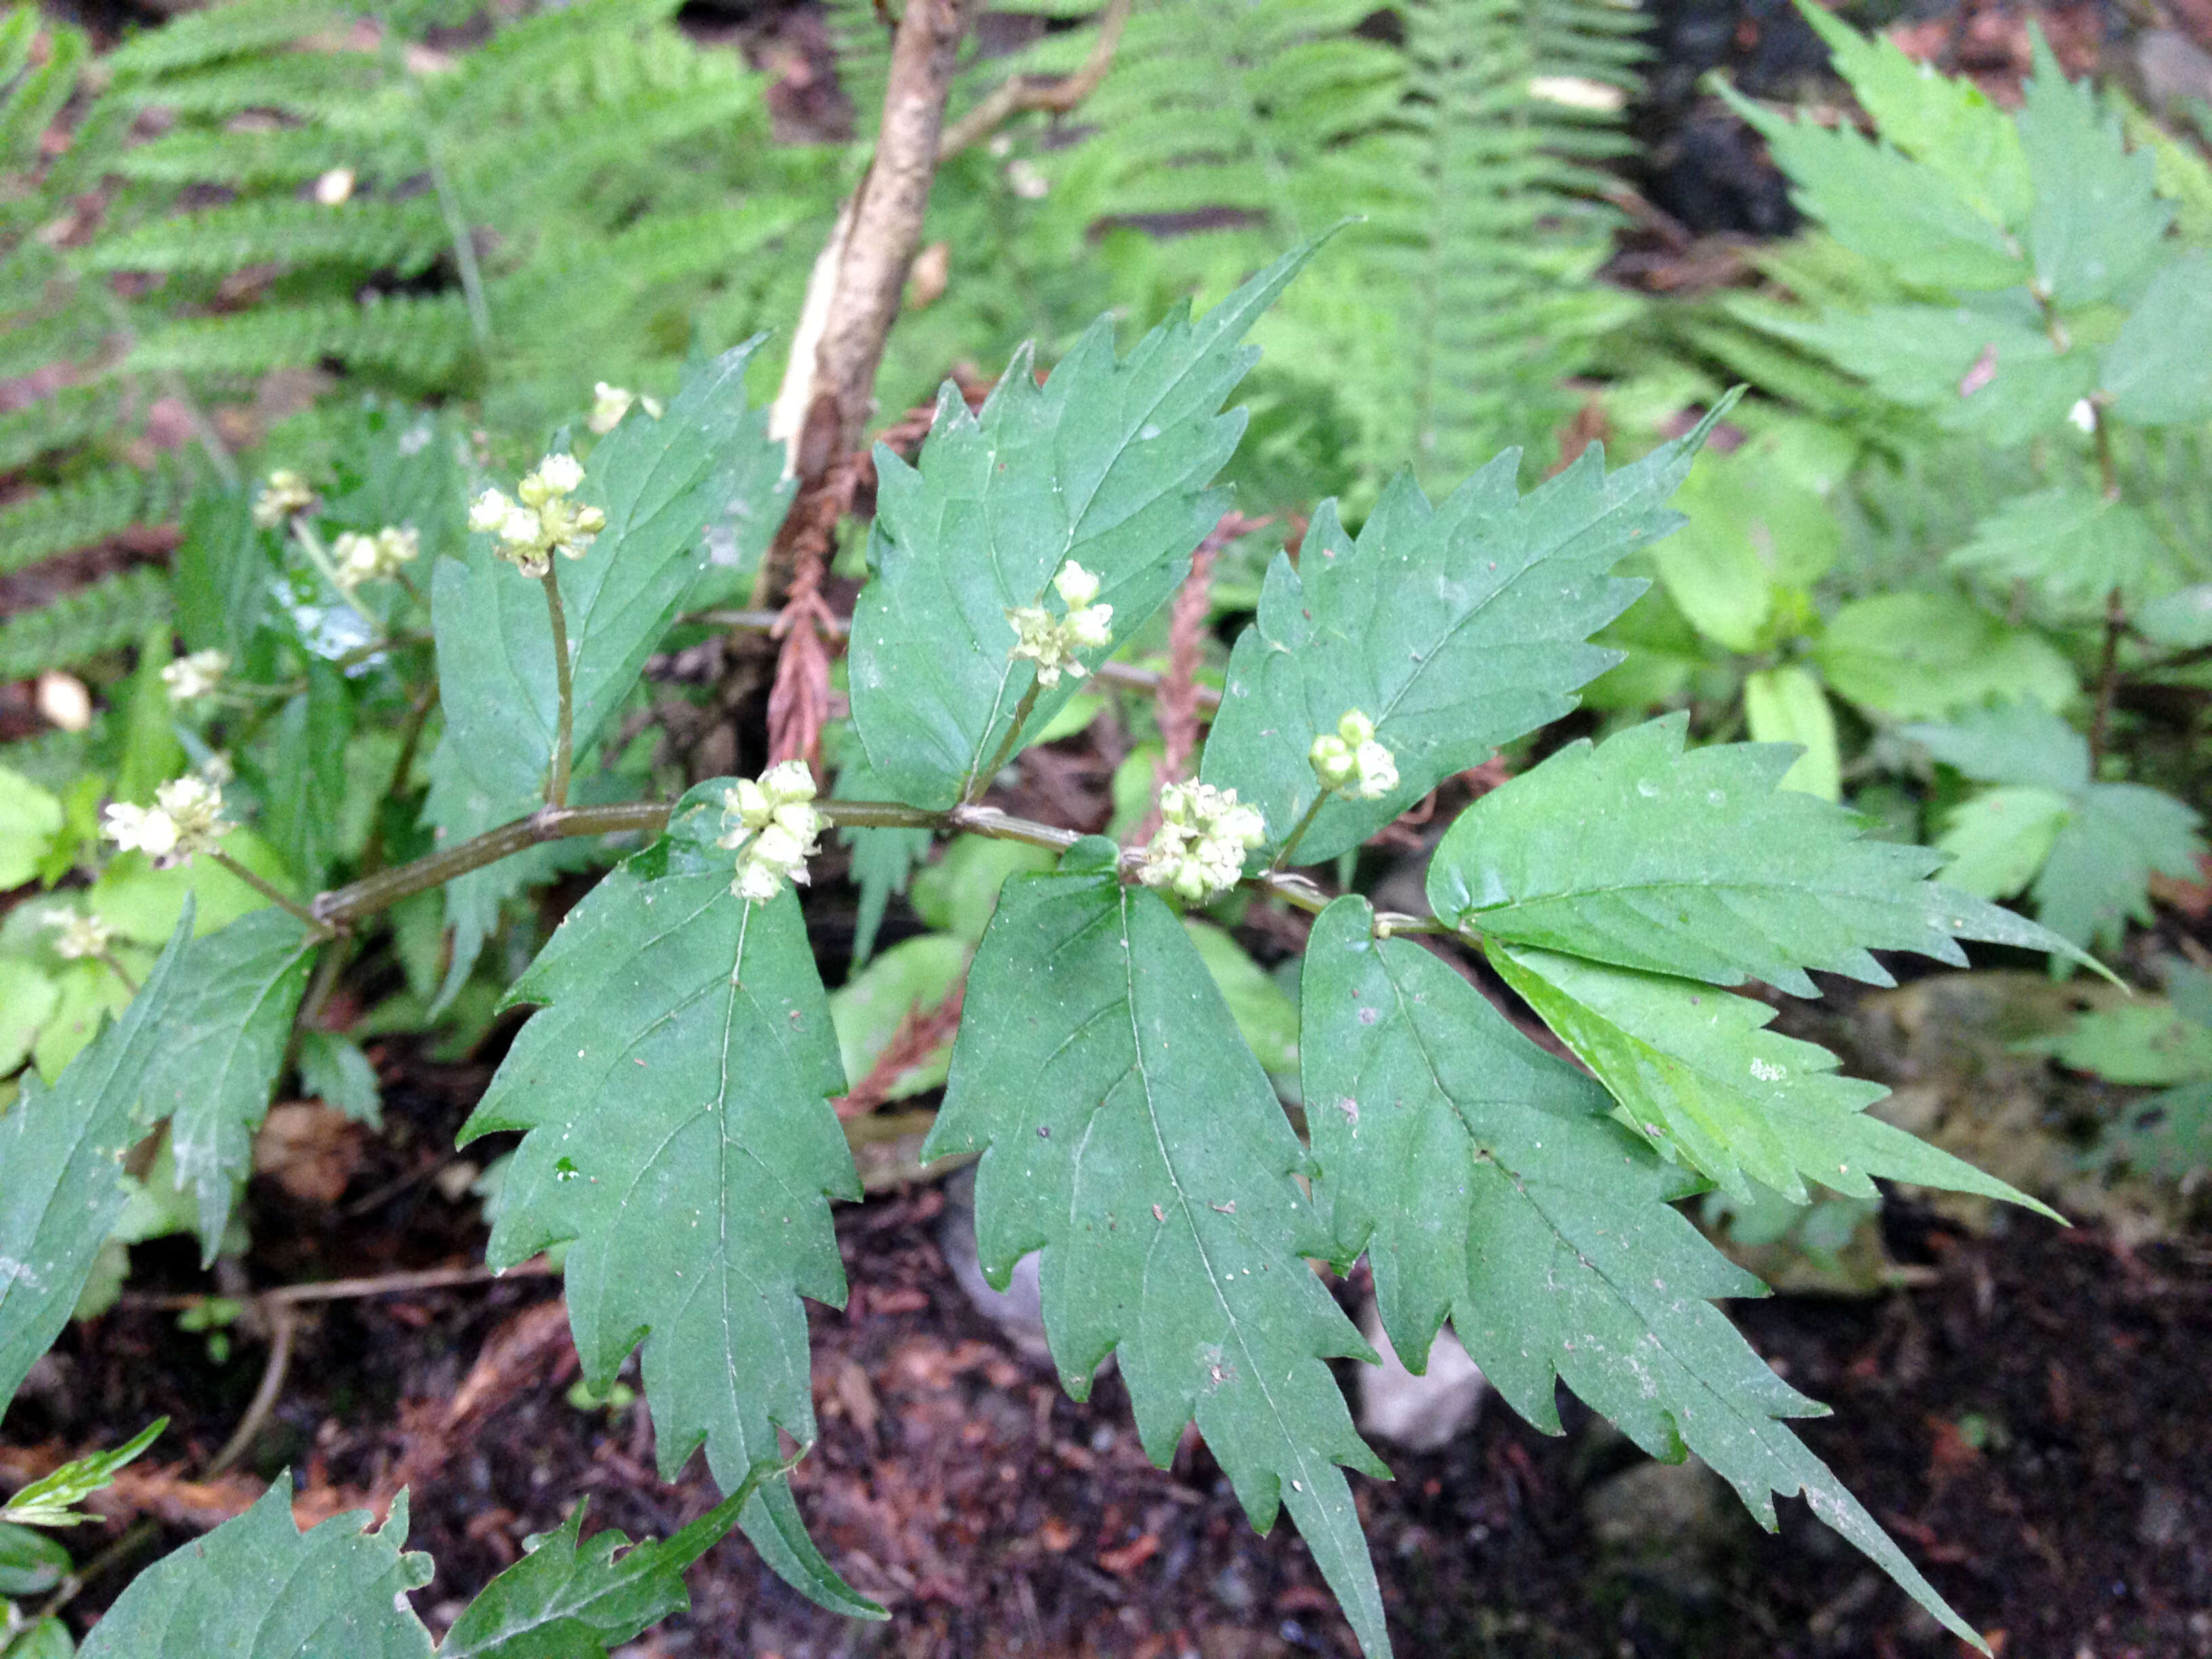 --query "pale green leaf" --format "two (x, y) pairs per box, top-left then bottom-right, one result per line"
(297, 1029), (383, 1126)
(138, 909), (316, 1261)
(1184, 918), (1300, 1081)
(909, 835), (1059, 945)
(460, 781), (880, 1621)
(924, 840), (1393, 1658)
(2017, 31), (2173, 306)
(2101, 250), (2212, 426)
(263, 663), (352, 890)
(828, 933), (967, 1103)
(1299, 897), (1986, 1651)
(0, 1418), (164, 1528)
(0, 765), (62, 889)
(1743, 665), (1839, 800)
(1817, 592), (2075, 718)
(2033, 999), (2212, 1086)
(1933, 787), (2072, 899)
(77, 1477), (432, 1659)
(850, 245), (1319, 809)
(1201, 407), (1732, 865)
(1945, 486), (2163, 608)
(1493, 943), (2059, 1218)
(2135, 581), (2212, 650)
(1426, 716), (2080, 996)
(0, 1521), (69, 1597)
(0, 905), (192, 1414)
(1904, 697), (2091, 791)
(0, 958), (58, 1076)
(2032, 782), (2203, 954)
(2100, 1079), (2212, 1177)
